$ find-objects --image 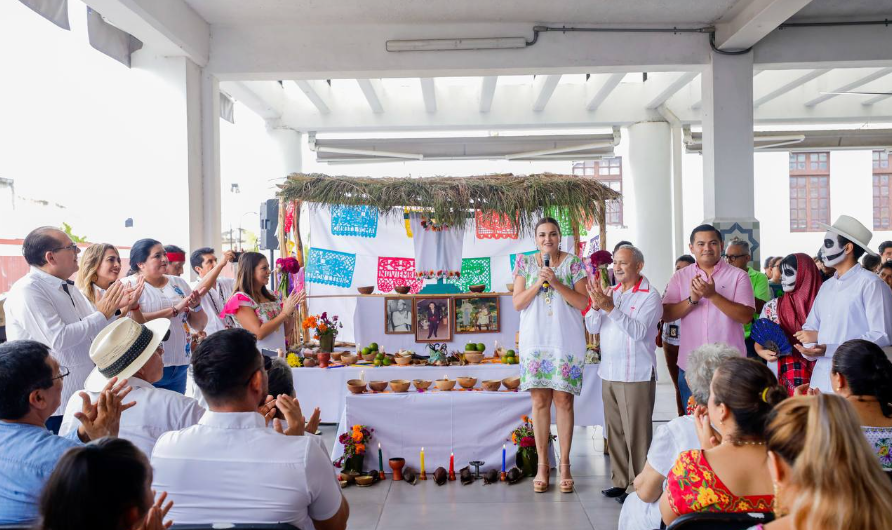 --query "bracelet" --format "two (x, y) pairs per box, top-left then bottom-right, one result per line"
(687, 296), (699, 306)
(171, 306), (179, 317)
